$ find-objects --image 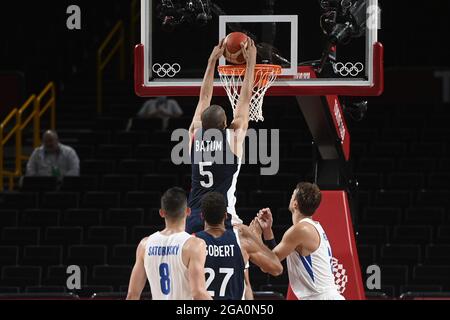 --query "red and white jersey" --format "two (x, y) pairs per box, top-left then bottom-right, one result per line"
(286, 218), (344, 300)
(144, 232), (193, 300)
